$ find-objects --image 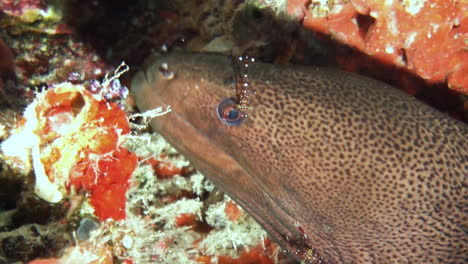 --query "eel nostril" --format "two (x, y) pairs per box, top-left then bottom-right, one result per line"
(159, 62), (175, 80)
